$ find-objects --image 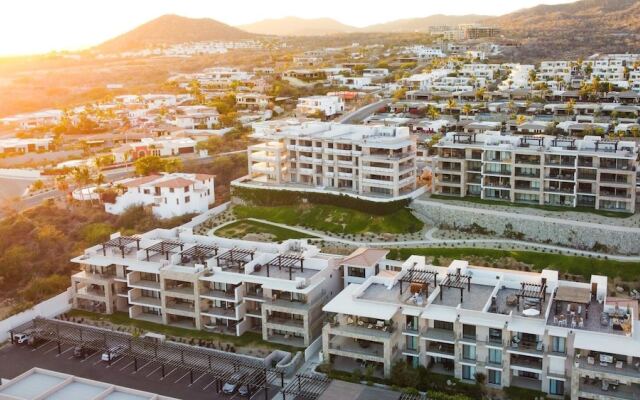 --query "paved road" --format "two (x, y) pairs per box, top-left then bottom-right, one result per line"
(0, 343), (275, 400)
(336, 99), (391, 124)
(210, 218), (640, 262)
